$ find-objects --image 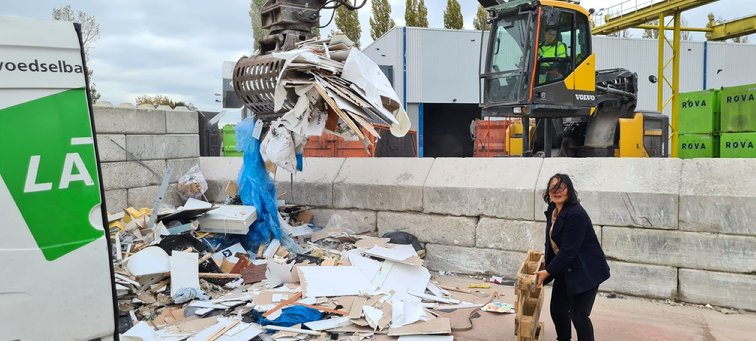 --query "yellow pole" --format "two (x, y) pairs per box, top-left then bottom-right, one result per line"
(671, 13), (681, 158)
(657, 13), (664, 112)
